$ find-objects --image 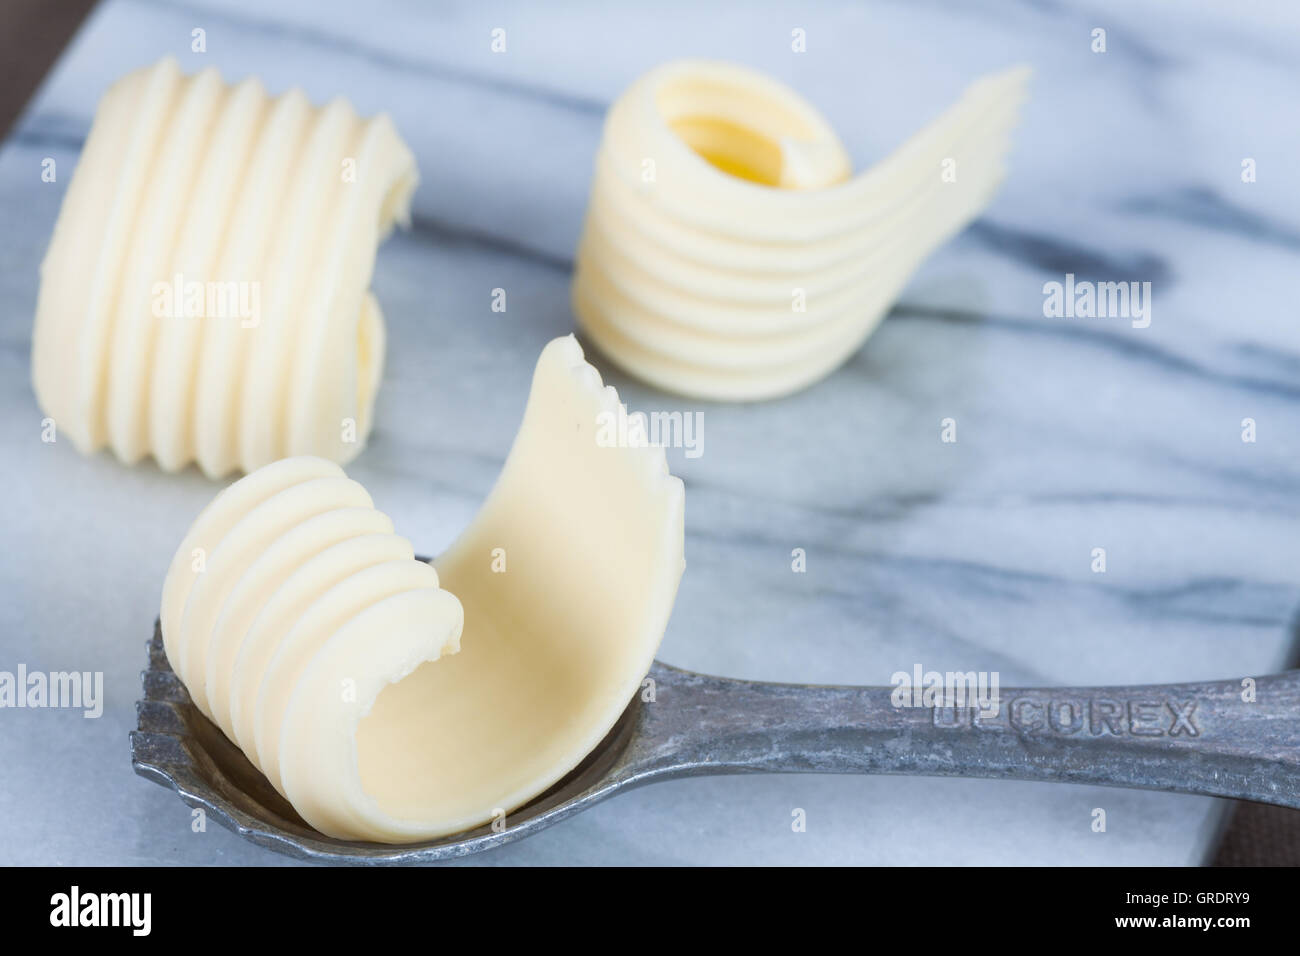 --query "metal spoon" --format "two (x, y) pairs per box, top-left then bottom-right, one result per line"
(132, 620), (1300, 863)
